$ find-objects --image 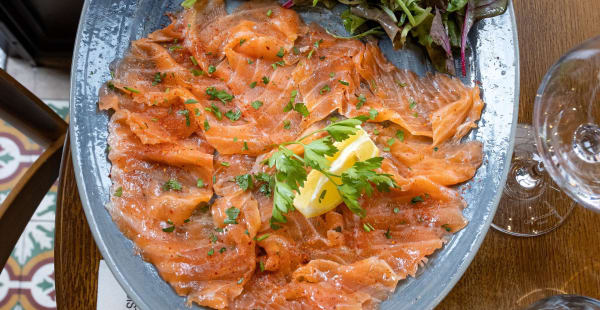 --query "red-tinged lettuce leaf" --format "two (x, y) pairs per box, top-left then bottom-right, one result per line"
(350, 5), (401, 45)
(460, 0), (475, 76)
(460, 0), (508, 75)
(431, 8), (452, 56)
